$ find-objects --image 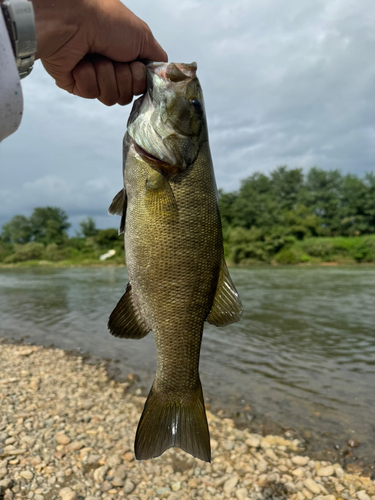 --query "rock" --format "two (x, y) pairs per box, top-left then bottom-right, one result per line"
(317, 465), (334, 477)
(292, 467), (304, 477)
(223, 440), (235, 451)
(100, 481), (112, 492)
(210, 438), (218, 450)
(34, 496), (44, 500)
(257, 461), (268, 473)
(245, 435), (261, 448)
(123, 479), (135, 494)
(106, 455), (121, 468)
(20, 470), (34, 481)
(292, 456), (310, 466)
(235, 488), (248, 500)
(56, 433), (71, 445)
(284, 482), (296, 493)
(156, 487), (170, 495)
(0, 469), (7, 479)
(223, 476), (238, 494)
(347, 439), (360, 448)
(335, 466), (345, 478)
(357, 491), (371, 500)
(59, 487), (77, 500)
(93, 465), (108, 483)
(304, 478), (321, 494)
(111, 477), (125, 487)
(66, 441), (83, 451)
(114, 465), (127, 480)
(171, 482), (181, 491)
(0, 479), (14, 490)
